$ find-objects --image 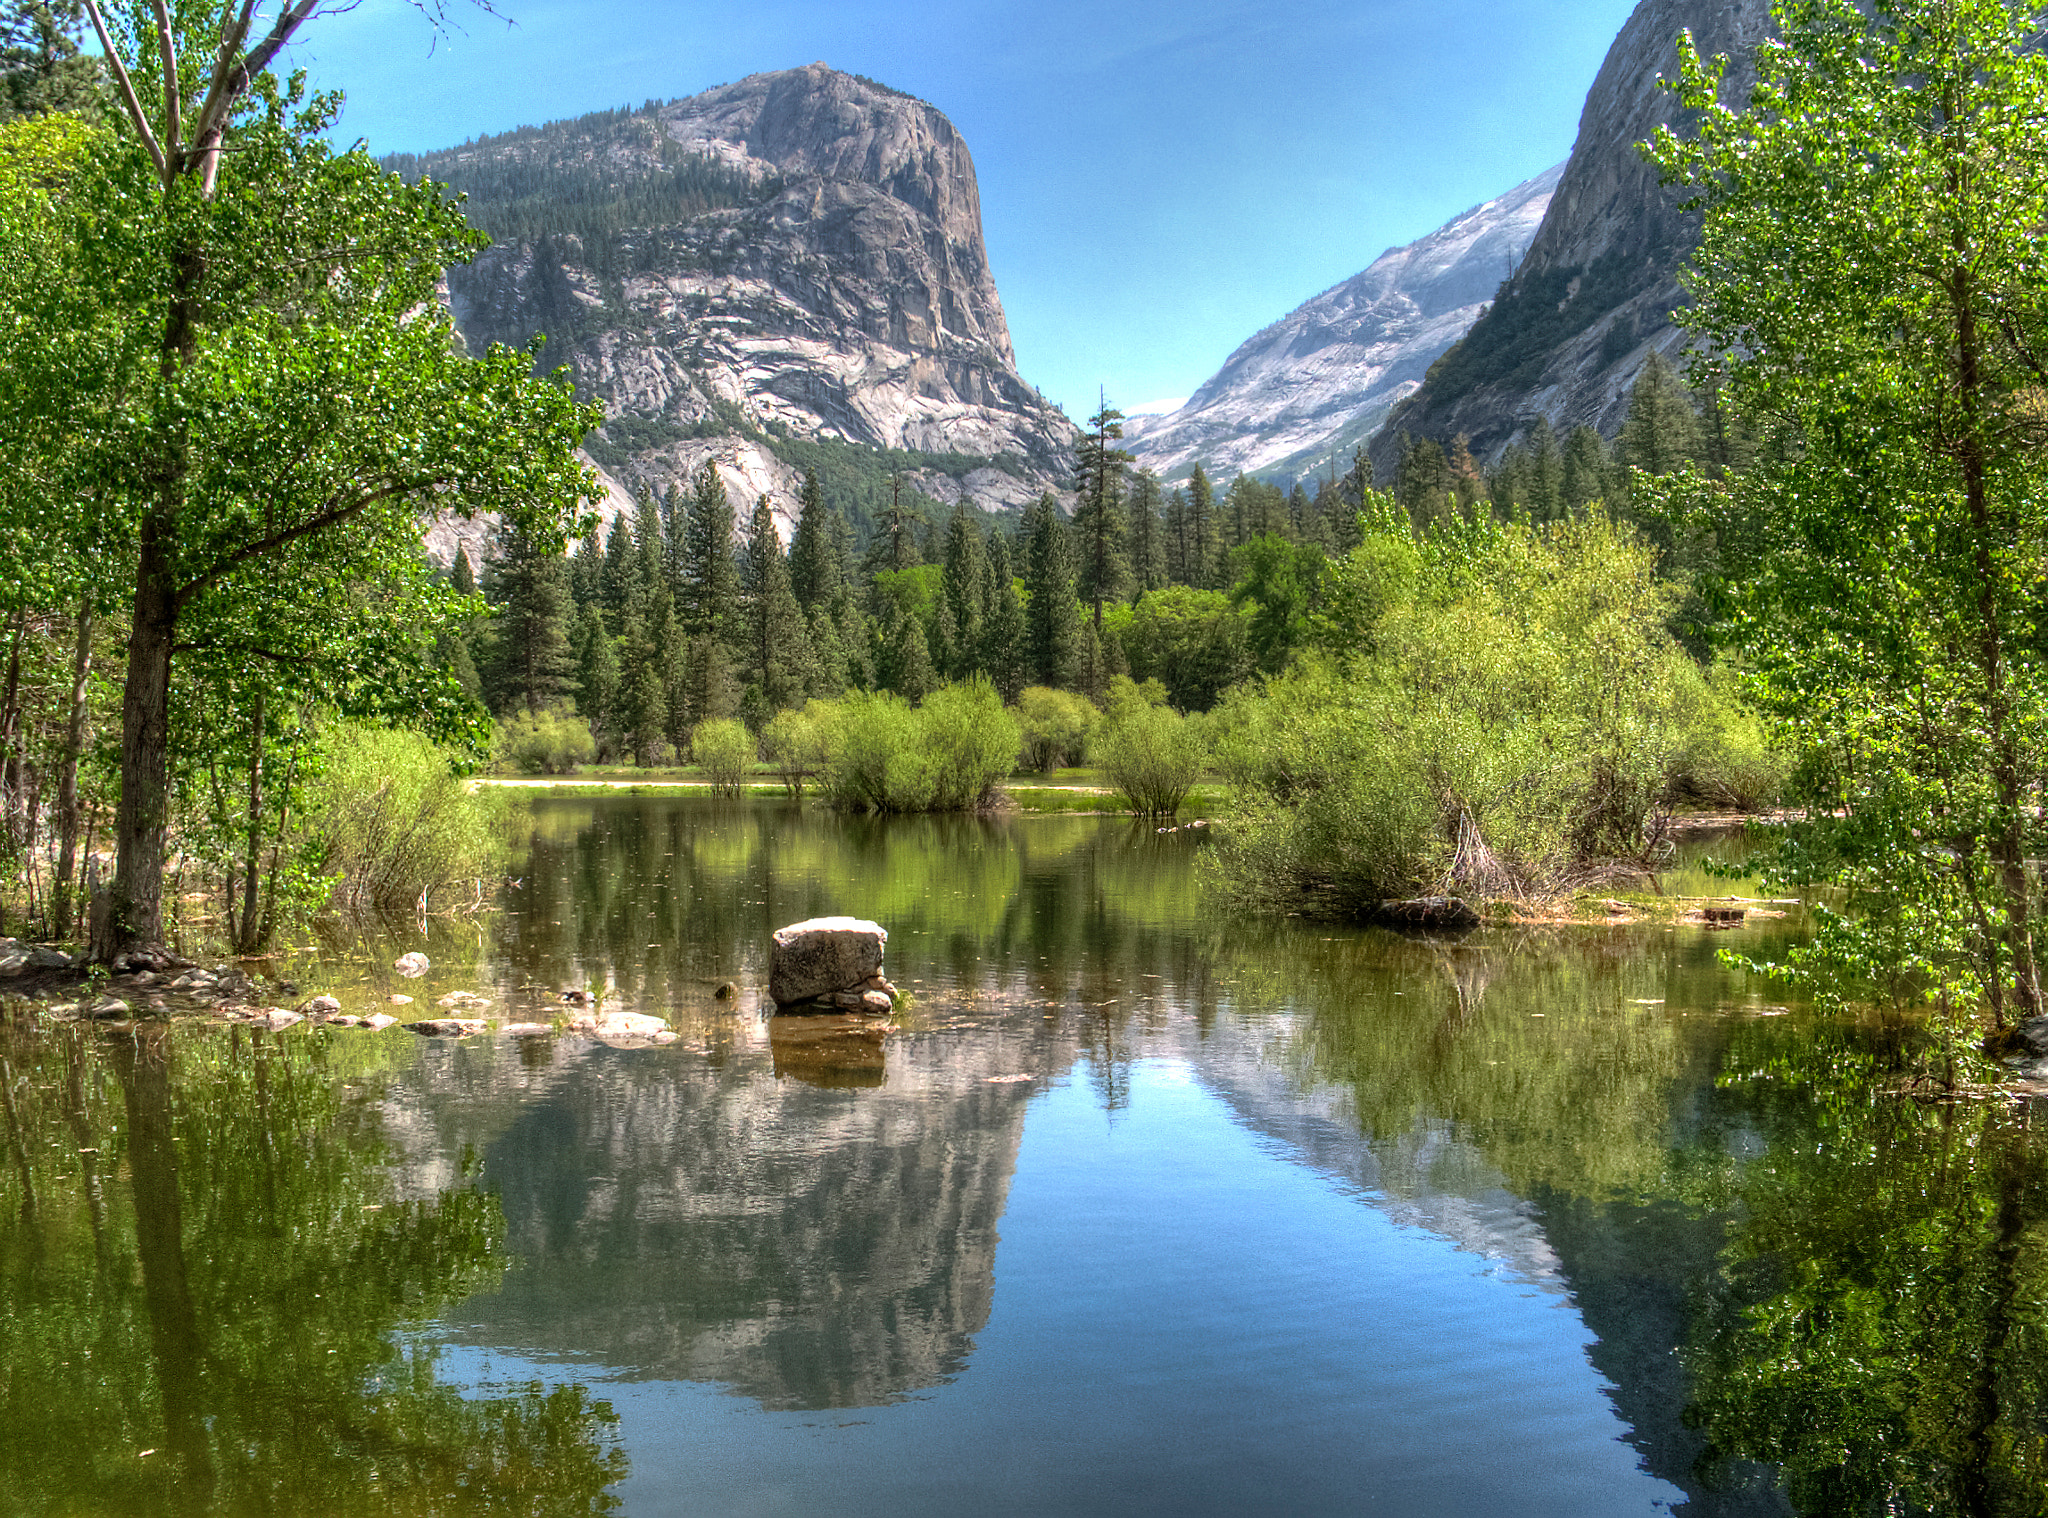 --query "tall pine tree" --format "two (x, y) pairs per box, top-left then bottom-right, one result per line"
(1024, 493), (1080, 688)
(1127, 468), (1166, 594)
(742, 494), (814, 713)
(1073, 399), (1132, 626)
(940, 504), (987, 679)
